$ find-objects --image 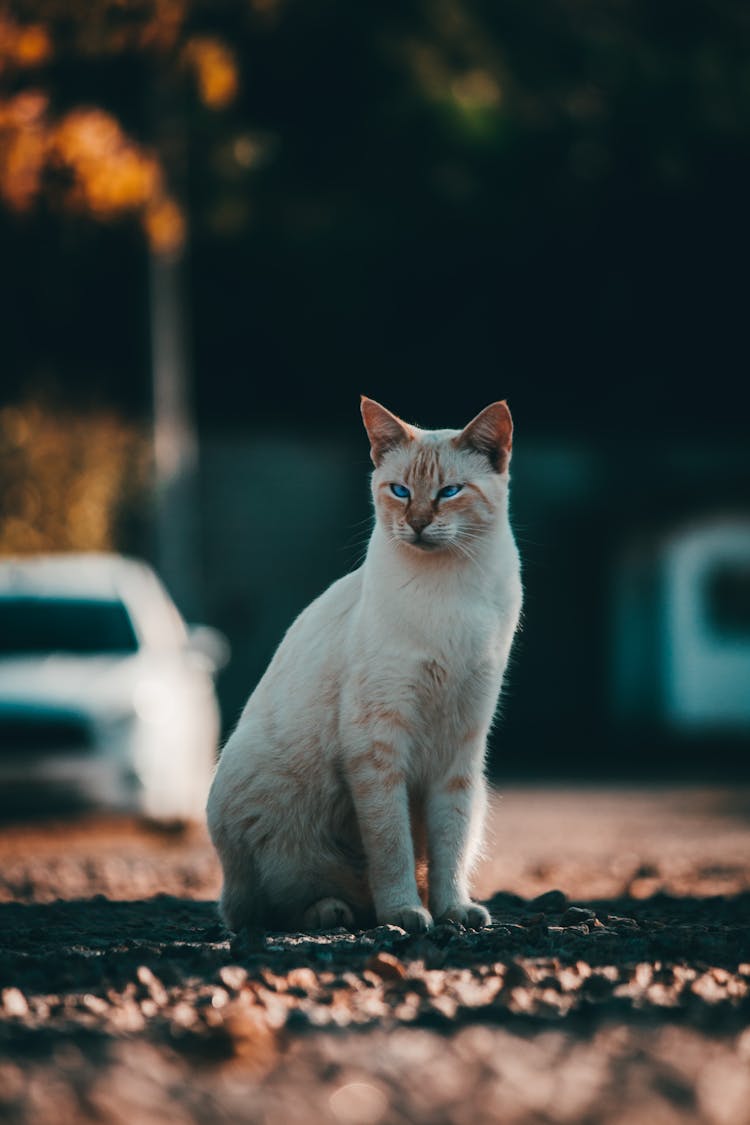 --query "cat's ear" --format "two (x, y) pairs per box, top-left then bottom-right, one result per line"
(360, 396), (415, 466)
(454, 401), (513, 472)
